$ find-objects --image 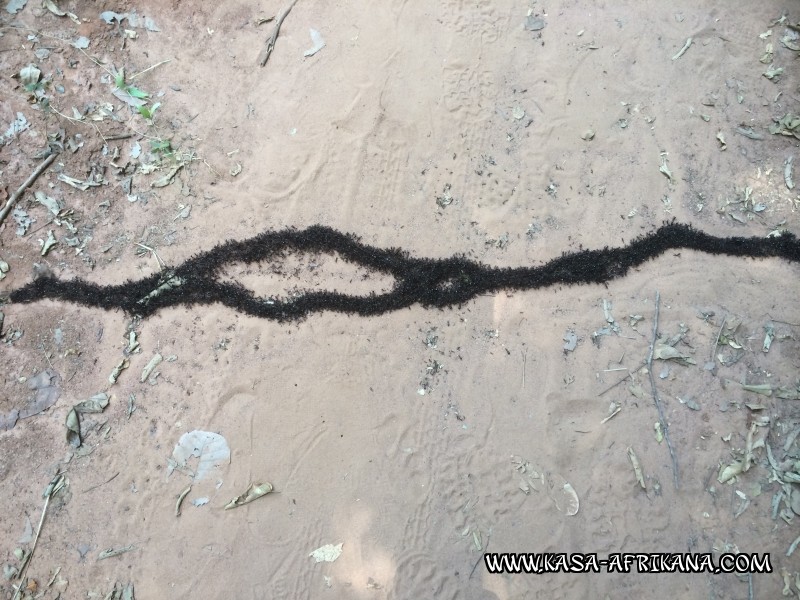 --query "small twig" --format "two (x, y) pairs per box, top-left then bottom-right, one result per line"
(671, 37), (693, 60)
(710, 315), (726, 362)
(47, 104), (107, 144)
(0, 153), (57, 228)
(103, 133), (134, 141)
(258, 0), (300, 67)
(202, 157), (223, 179)
(13, 474), (65, 600)
(7, 25), (115, 78)
(39, 342), (55, 371)
(469, 537), (489, 579)
(136, 242), (165, 270)
(521, 350), (527, 388)
(82, 471), (119, 493)
(766, 313), (800, 327)
(747, 571), (753, 600)
(175, 485), (192, 517)
(26, 219), (56, 238)
(130, 59), (172, 81)
(788, 533), (800, 557)
(647, 291), (679, 489)
(598, 360), (646, 396)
